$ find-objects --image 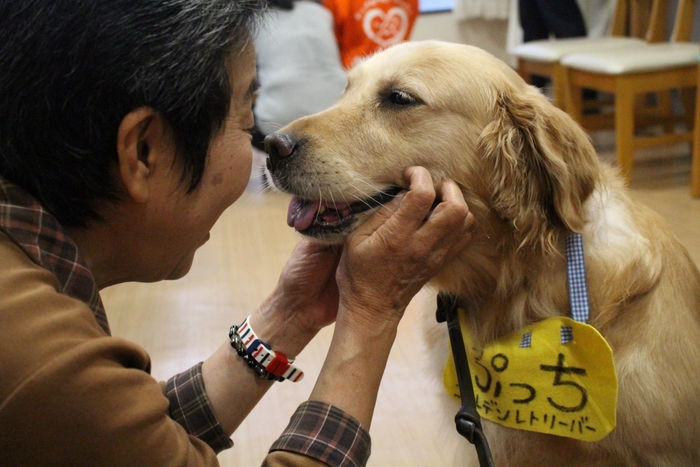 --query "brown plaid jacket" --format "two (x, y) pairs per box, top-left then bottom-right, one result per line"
(0, 176), (370, 466)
